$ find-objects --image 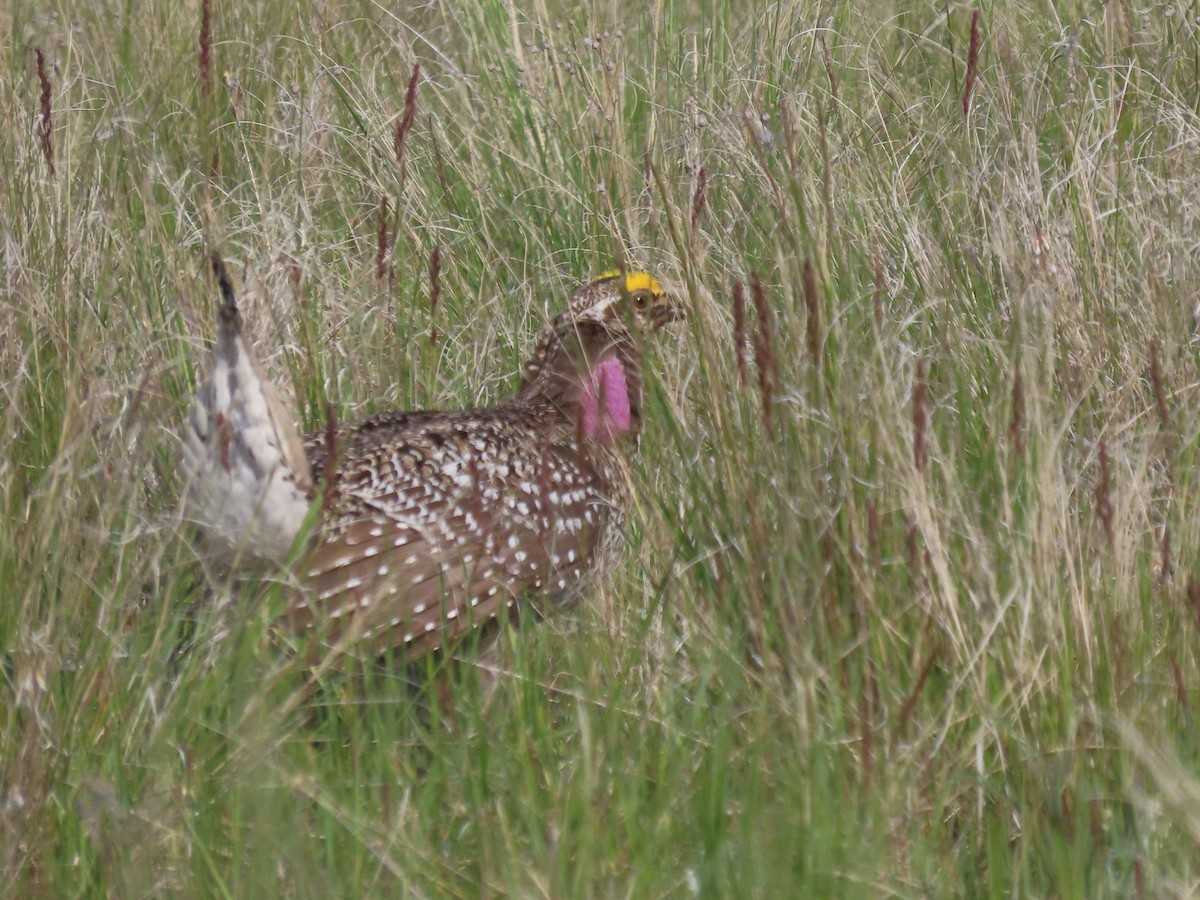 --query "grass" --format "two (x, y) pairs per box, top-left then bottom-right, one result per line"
(3, 0), (1200, 895)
